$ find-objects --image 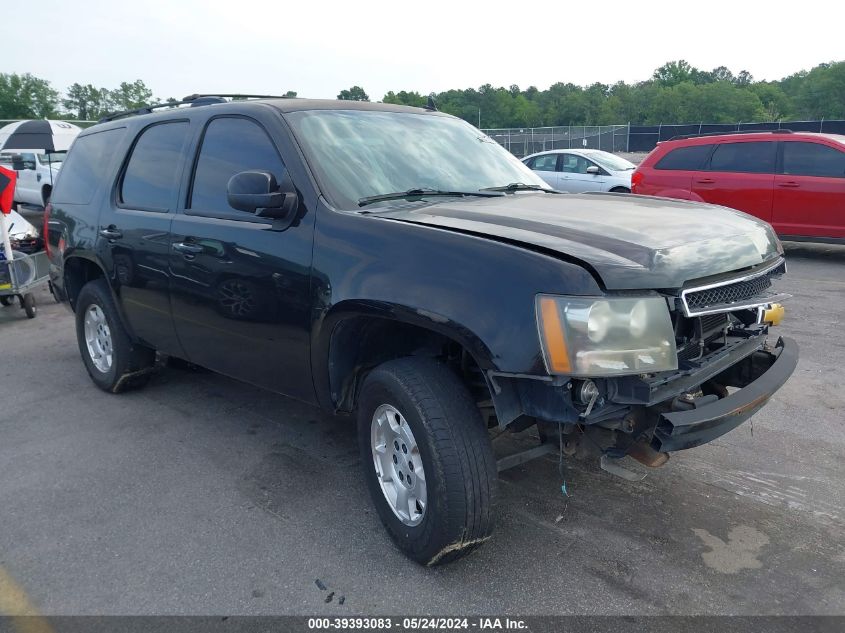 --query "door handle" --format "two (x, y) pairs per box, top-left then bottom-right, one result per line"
(37, 174), (42, 182)
(695, 178), (715, 184)
(173, 241), (204, 255)
(99, 227), (123, 240)
(778, 181), (800, 188)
